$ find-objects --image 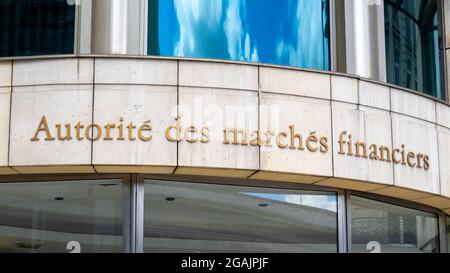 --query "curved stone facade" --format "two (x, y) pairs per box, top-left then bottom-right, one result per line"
(0, 56), (449, 214)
